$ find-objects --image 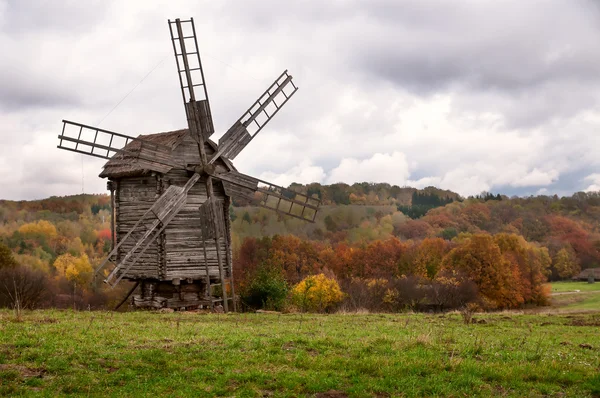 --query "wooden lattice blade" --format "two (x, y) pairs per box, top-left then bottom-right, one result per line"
(211, 70), (298, 162)
(58, 120), (178, 168)
(168, 18), (215, 143)
(215, 170), (320, 222)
